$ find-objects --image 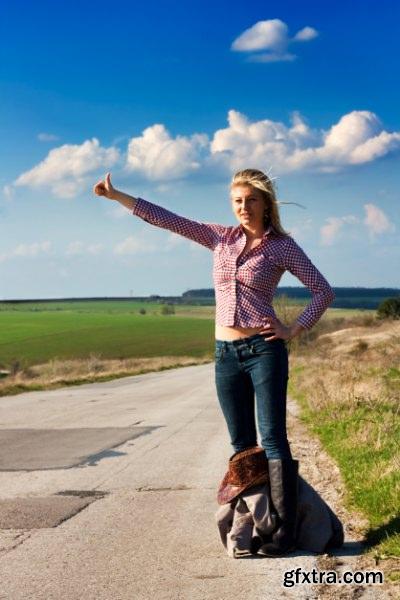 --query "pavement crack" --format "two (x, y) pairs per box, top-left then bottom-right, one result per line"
(0, 531), (33, 558)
